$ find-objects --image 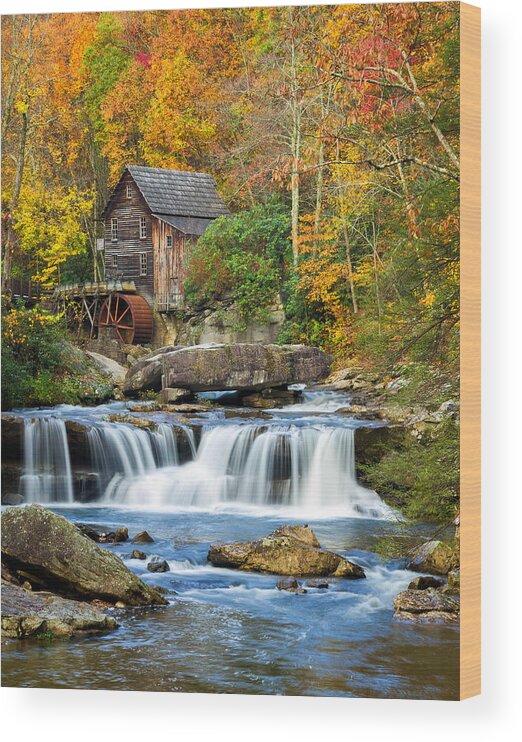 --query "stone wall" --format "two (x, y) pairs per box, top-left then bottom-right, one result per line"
(153, 302), (285, 347)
